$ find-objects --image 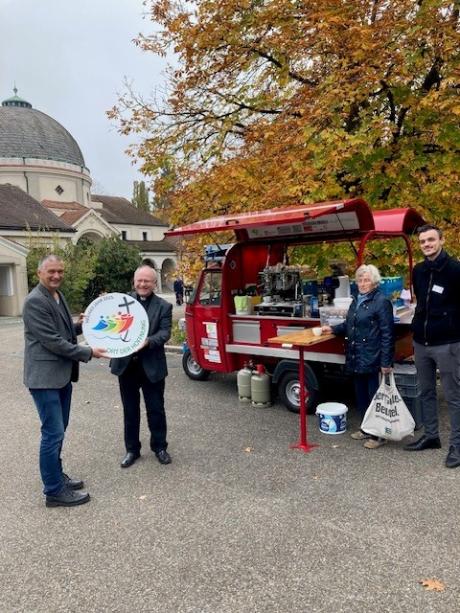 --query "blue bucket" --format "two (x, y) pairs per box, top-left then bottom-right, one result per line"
(315, 402), (348, 435)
